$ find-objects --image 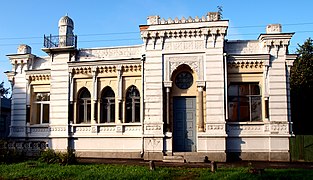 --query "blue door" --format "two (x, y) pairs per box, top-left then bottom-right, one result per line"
(173, 97), (196, 152)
